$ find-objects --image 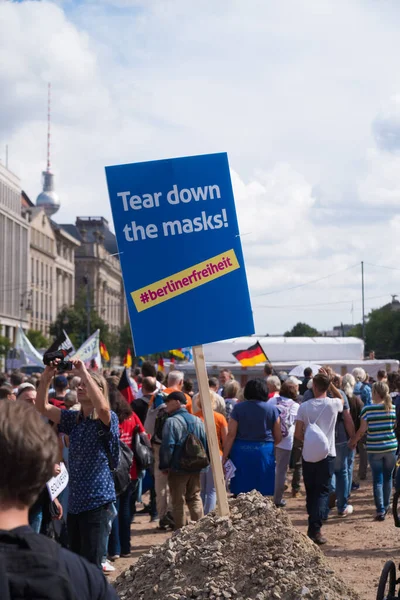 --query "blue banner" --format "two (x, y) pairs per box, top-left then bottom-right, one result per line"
(105, 152), (254, 355)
